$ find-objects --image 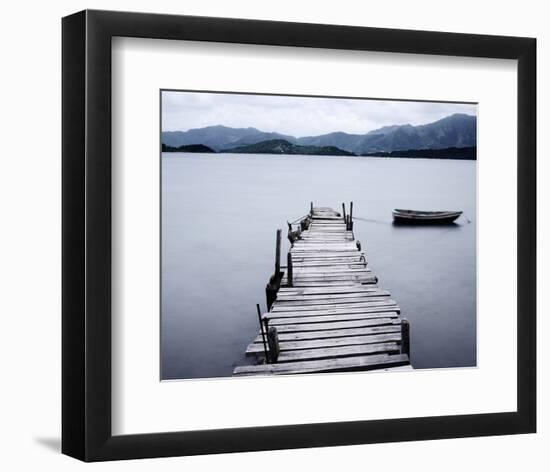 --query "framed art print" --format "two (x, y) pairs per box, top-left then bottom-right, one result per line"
(62, 10), (536, 461)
